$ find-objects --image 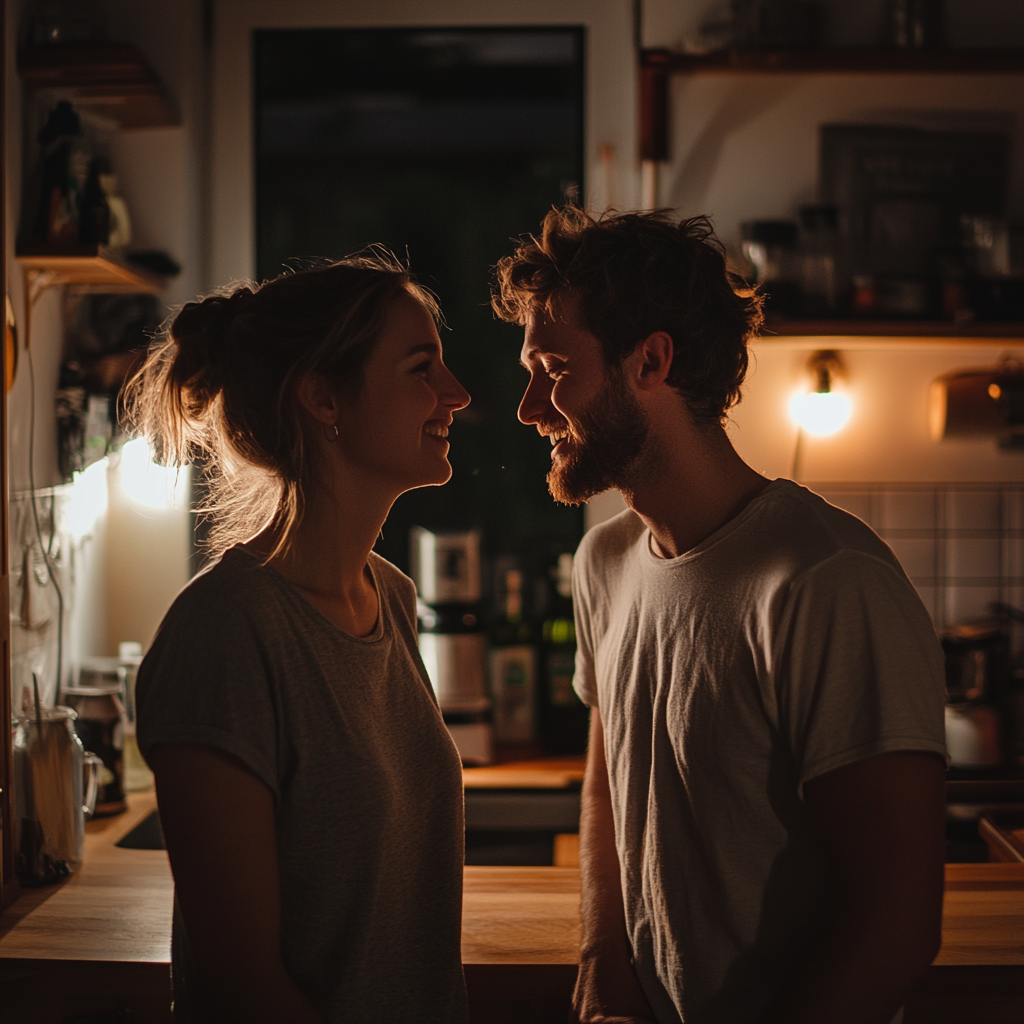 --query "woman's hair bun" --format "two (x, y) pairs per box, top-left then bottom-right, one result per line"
(169, 286), (255, 397)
